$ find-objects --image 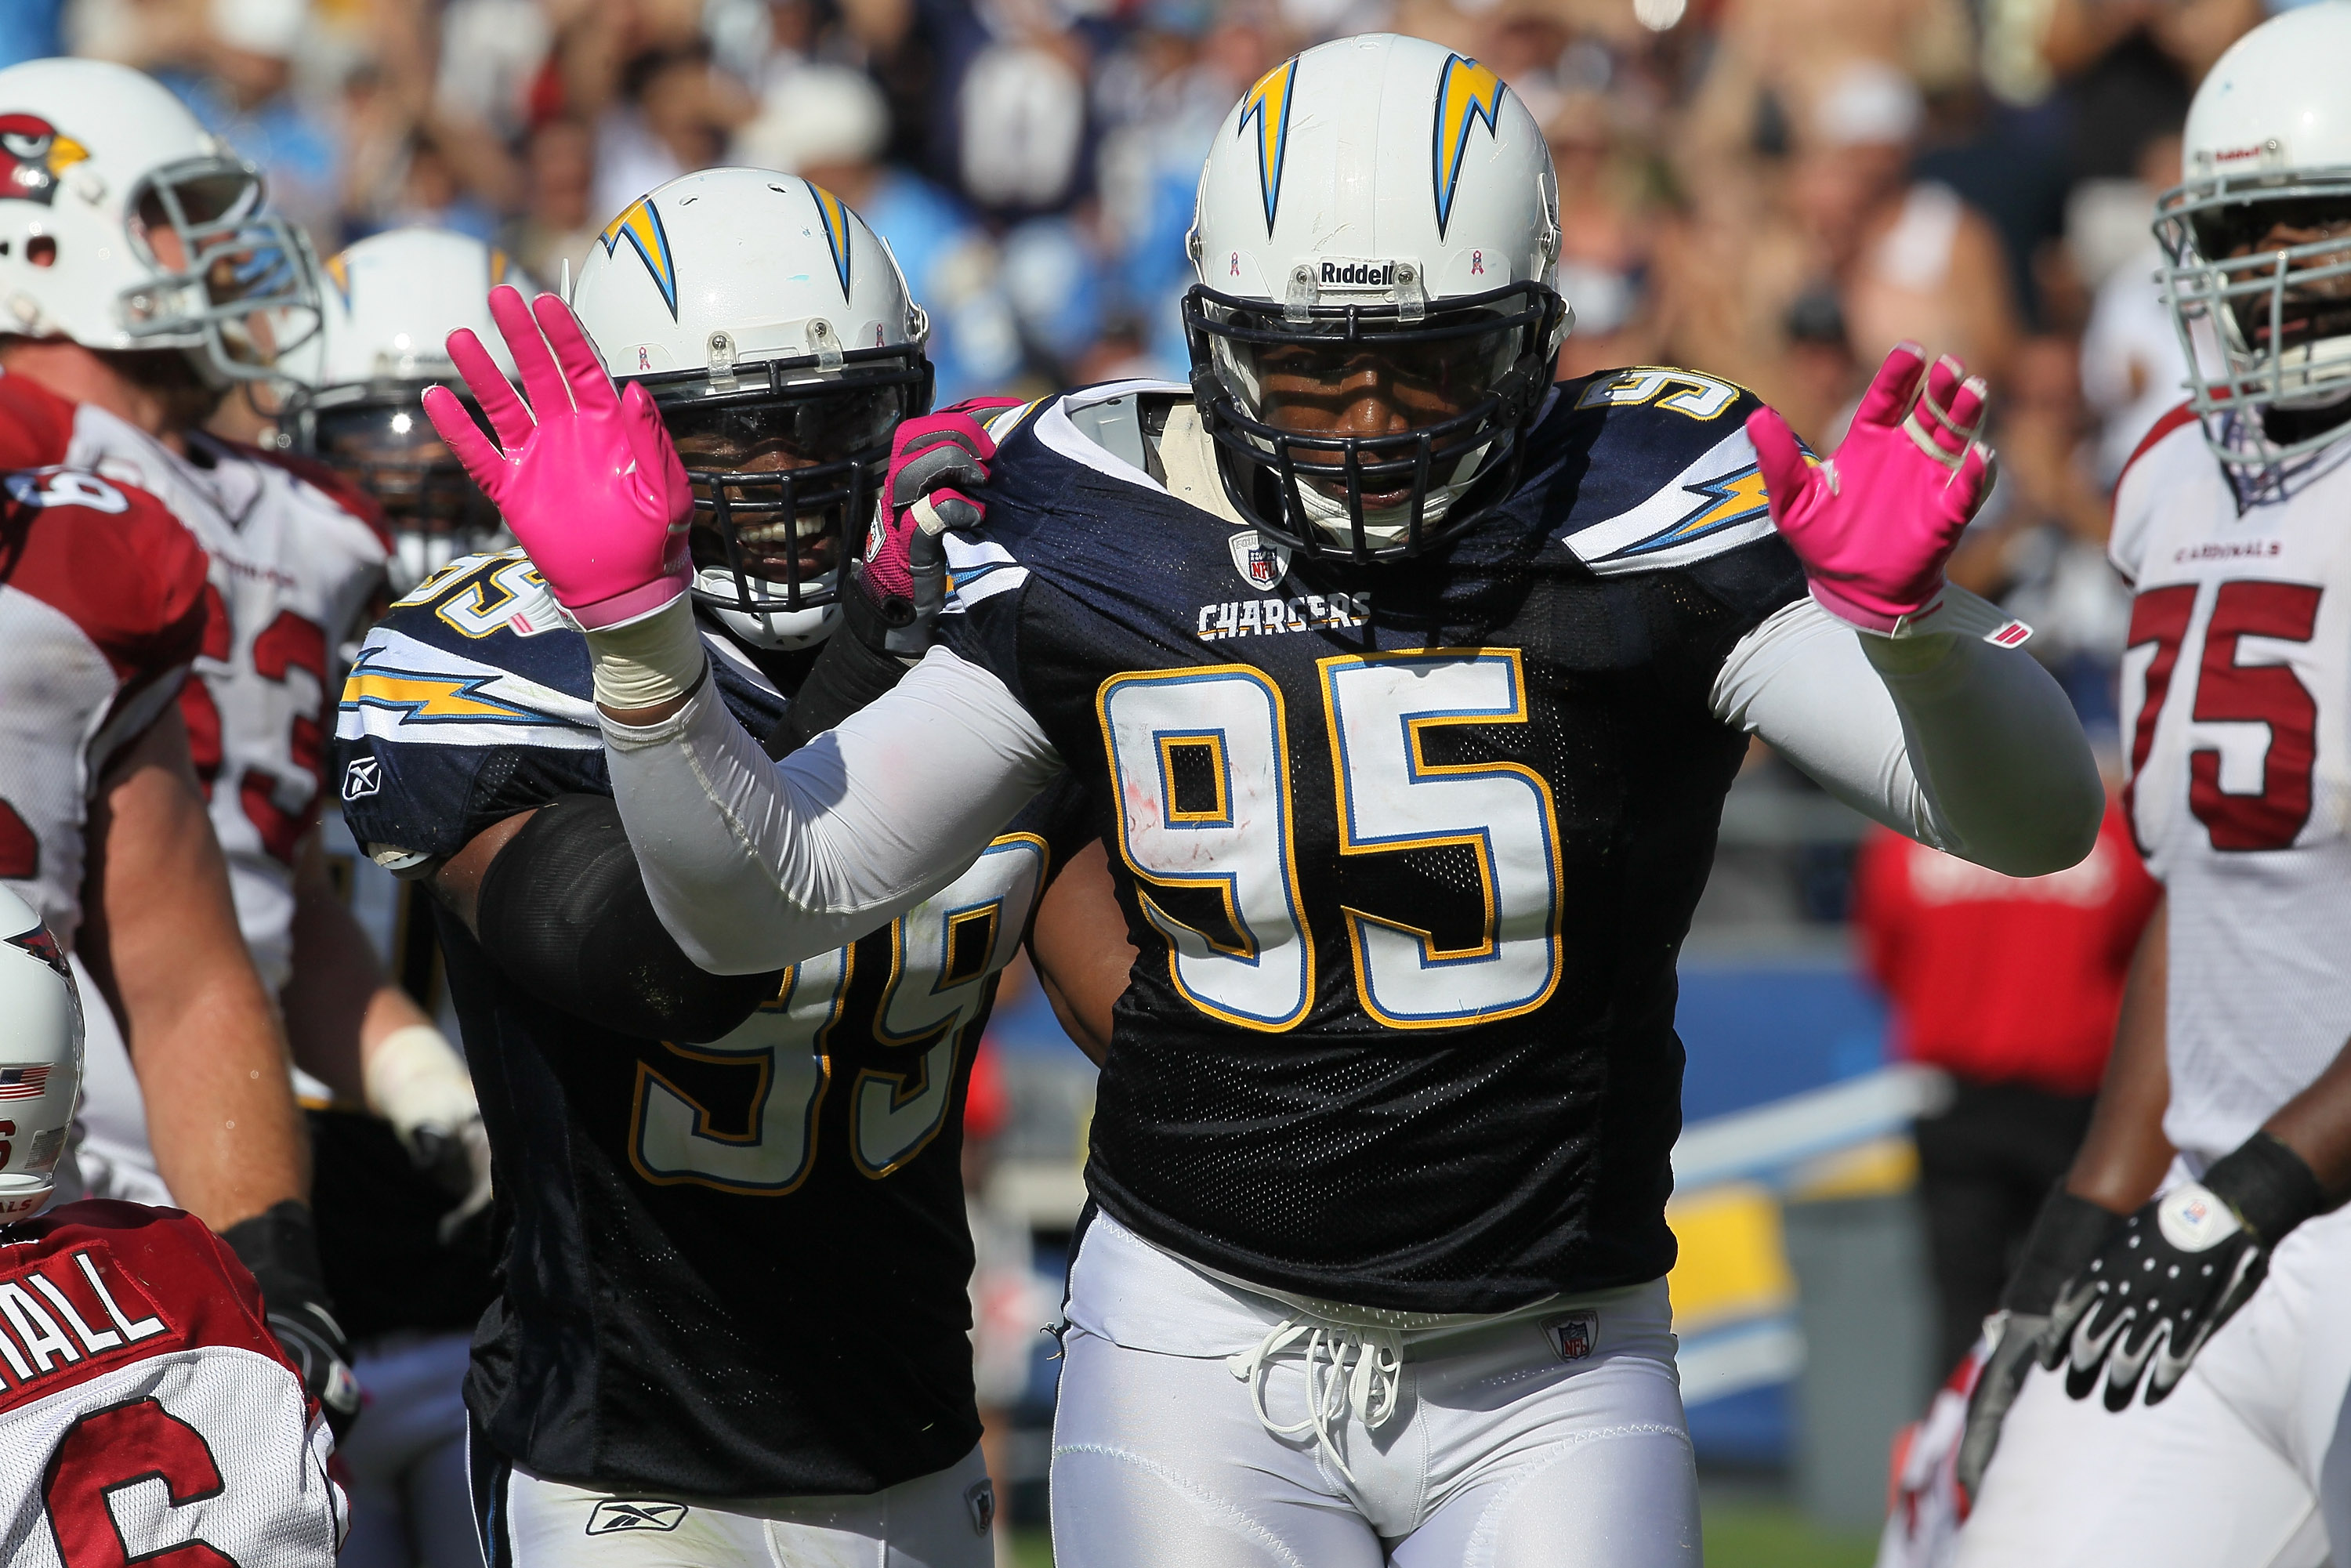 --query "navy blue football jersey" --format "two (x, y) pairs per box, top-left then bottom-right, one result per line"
(940, 371), (1807, 1313)
(331, 549), (1089, 1497)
